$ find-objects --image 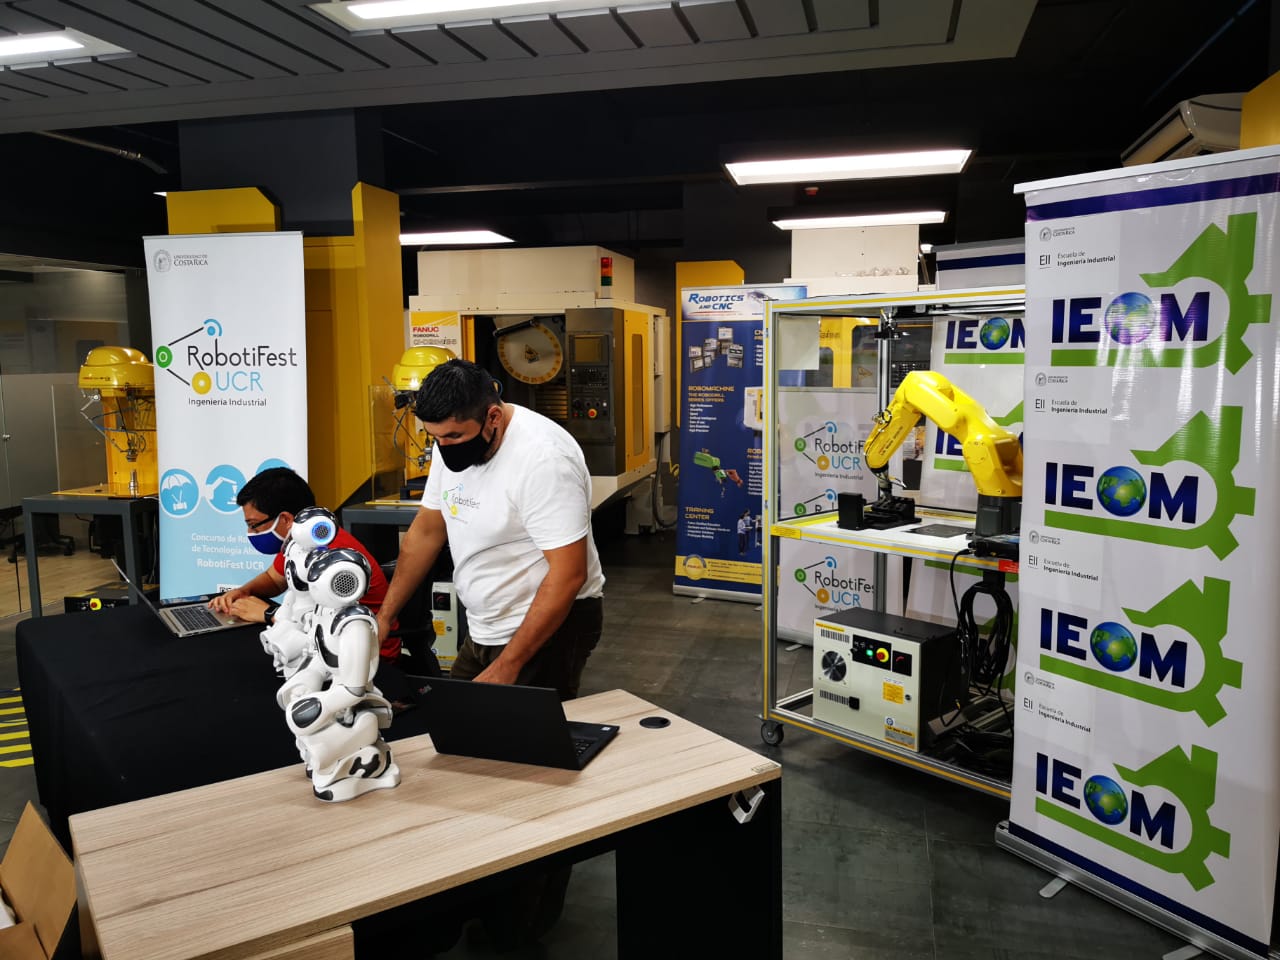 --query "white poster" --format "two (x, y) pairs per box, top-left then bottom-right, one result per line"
(776, 538), (878, 644)
(145, 233), (308, 601)
(775, 388), (881, 521)
(1011, 147), (1280, 957)
(917, 312), (1025, 512)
